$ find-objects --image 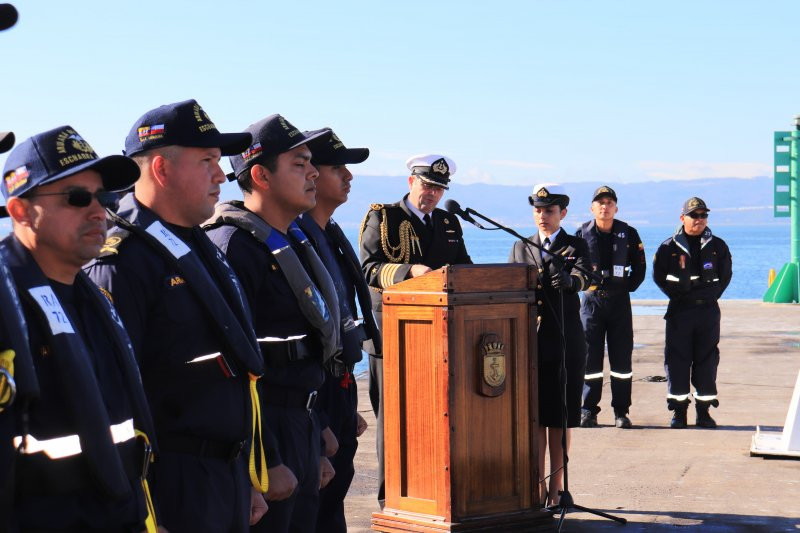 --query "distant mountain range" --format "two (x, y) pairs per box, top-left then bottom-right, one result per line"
(329, 175), (786, 230)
